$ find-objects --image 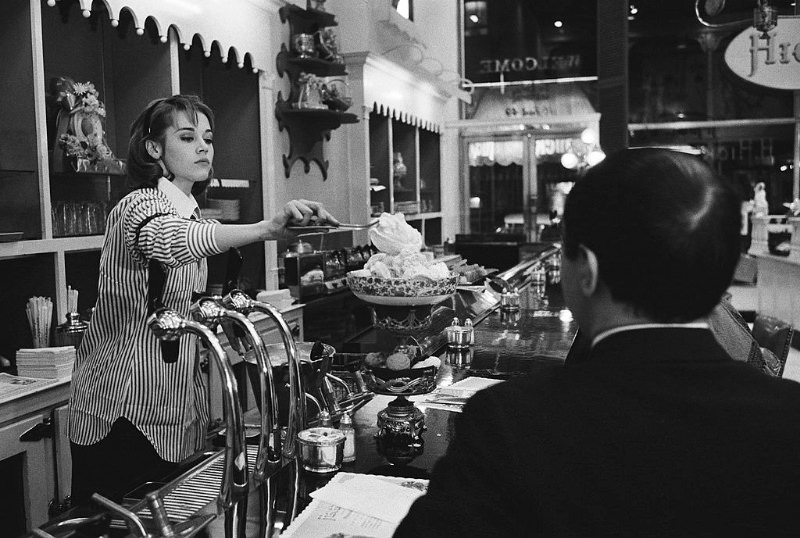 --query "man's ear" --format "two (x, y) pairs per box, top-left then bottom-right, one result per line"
(578, 245), (599, 296)
(145, 140), (162, 160)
